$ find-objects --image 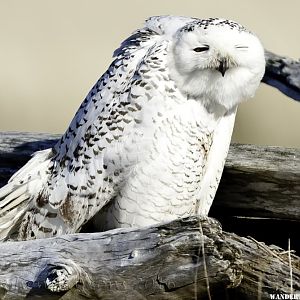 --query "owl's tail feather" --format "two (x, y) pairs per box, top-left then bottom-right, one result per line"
(0, 149), (53, 241)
